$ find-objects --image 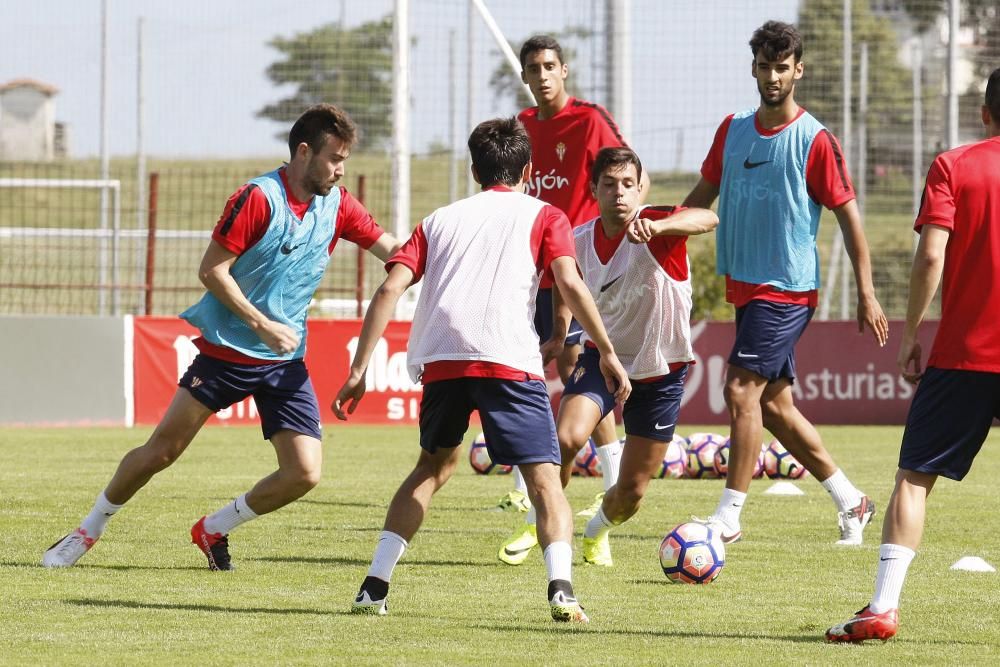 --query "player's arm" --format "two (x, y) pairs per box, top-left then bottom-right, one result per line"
(898, 224), (949, 384)
(542, 285), (573, 364)
(197, 240), (299, 355)
(831, 200), (889, 347)
(627, 207), (718, 243)
(366, 232), (403, 261)
(682, 178), (719, 209)
(550, 256), (631, 403)
(333, 262), (414, 419)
